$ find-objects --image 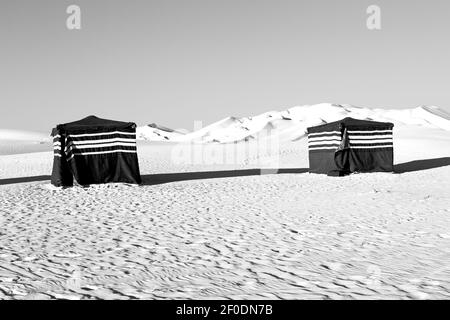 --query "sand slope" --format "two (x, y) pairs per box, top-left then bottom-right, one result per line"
(137, 104), (450, 143)
(0, 129), (50, 156)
